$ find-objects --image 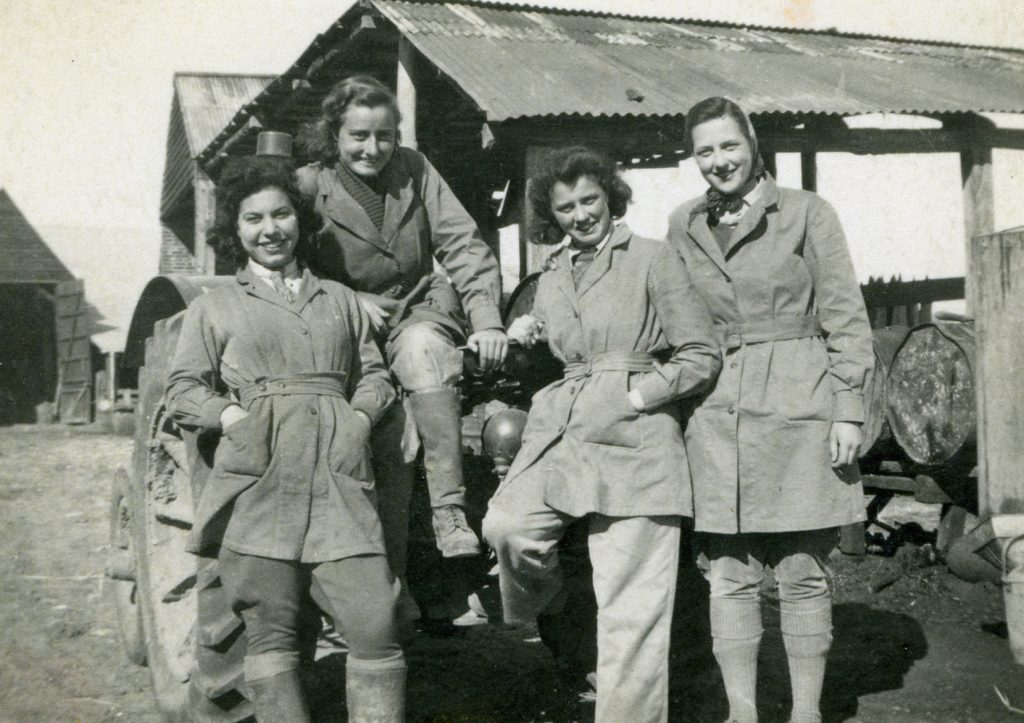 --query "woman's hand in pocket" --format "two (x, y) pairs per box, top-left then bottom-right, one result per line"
(220, 404), (249, 430)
